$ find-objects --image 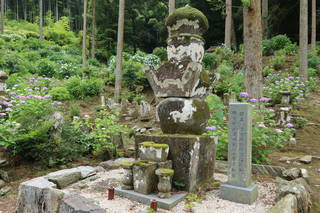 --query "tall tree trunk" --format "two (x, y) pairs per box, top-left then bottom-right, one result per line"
(82, 0), (87, 66)
(262, 0), (268, 39)
(0, 0), (4, 34)
(224, 0), (232, 48)
(299, 0), (308, 79)
(169, 0), (175, 15)
(243, 0), (263, 99)
(231, 17), (237, 47)
(16, 0), (19, 20)
(39, 0), (44, 40)
(311, 0), (316, 51)
(55, 0), (58, 22)
(91, 0), (96, 58)
(23, 0), (27, 21)
(114, 0), (125, 103)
